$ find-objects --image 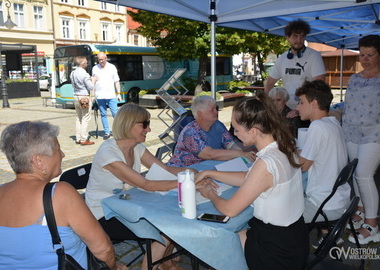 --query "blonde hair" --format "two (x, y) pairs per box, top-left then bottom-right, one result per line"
(112, 104), (150, 139)
(75, 56), (87, 66)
